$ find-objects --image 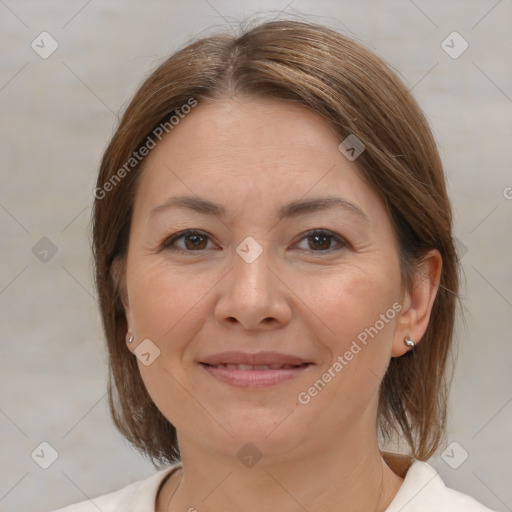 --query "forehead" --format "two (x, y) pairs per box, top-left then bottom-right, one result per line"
(146, 96), (343, 167)
(133, 96), (384, 224)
